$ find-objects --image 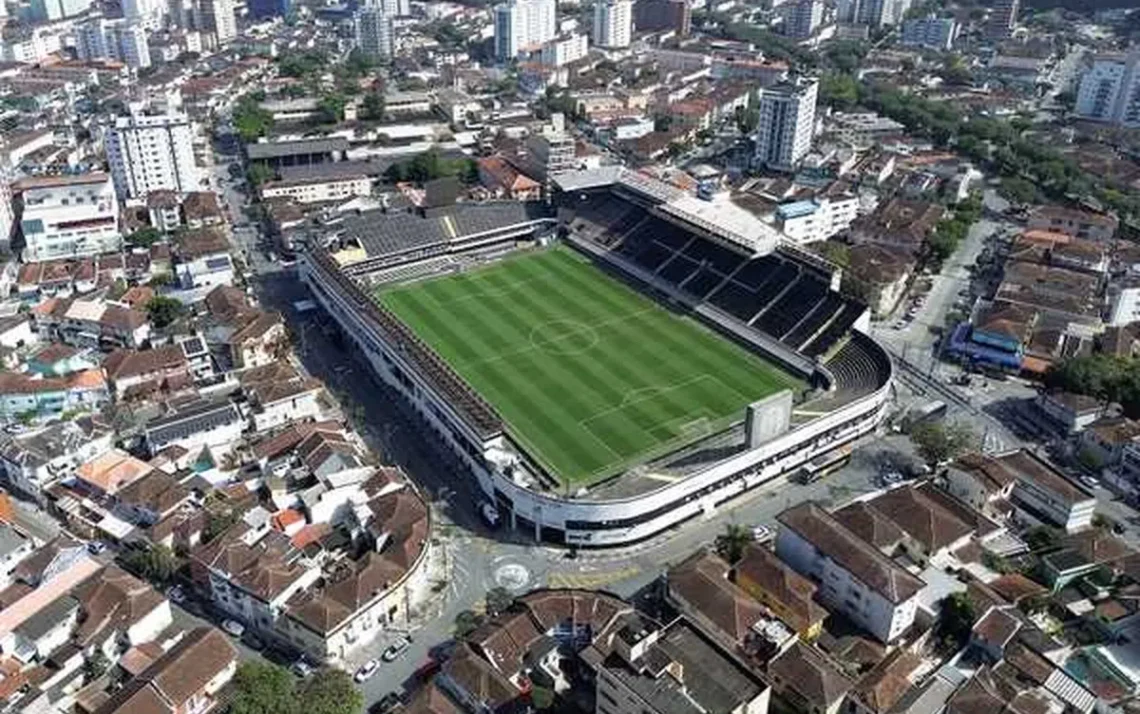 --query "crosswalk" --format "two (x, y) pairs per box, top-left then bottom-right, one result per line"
(545, 566), (642, 590)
